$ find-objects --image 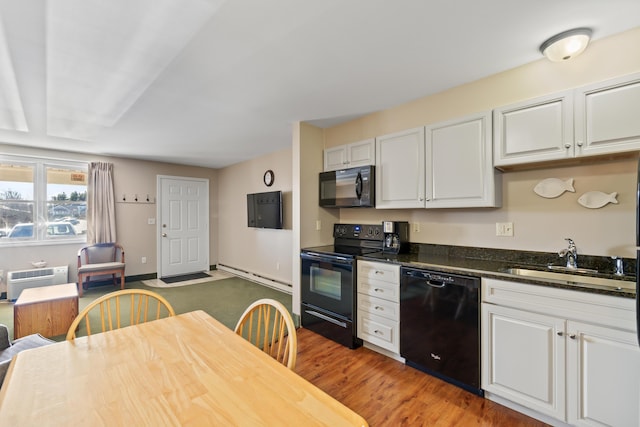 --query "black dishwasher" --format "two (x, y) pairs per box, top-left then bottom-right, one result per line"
(400, 267), (482, 396)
